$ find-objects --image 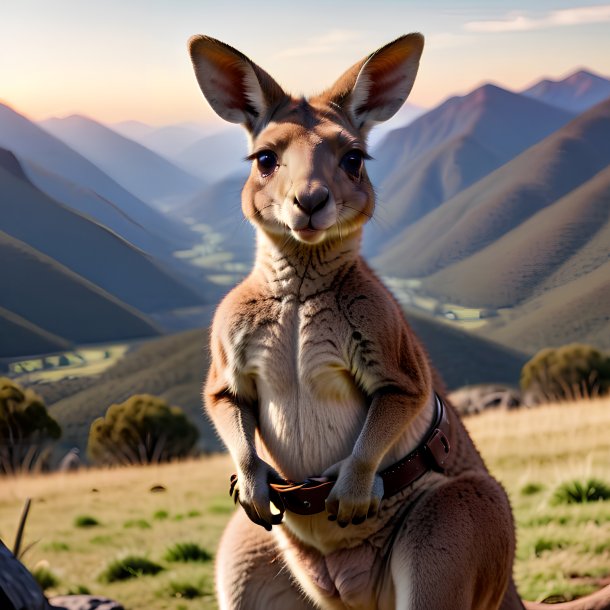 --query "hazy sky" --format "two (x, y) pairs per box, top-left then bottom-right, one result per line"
(2, 0), (610, 126)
